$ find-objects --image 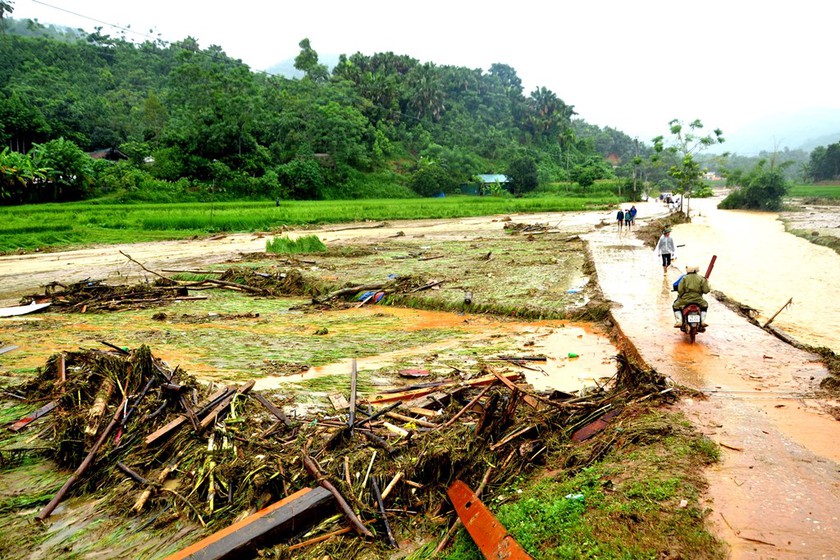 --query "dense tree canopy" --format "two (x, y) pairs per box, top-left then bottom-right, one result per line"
(0, 19), (641, 204)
